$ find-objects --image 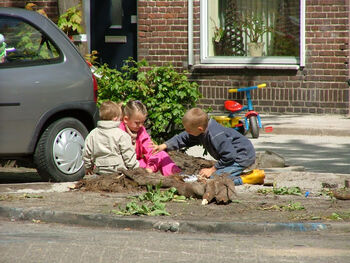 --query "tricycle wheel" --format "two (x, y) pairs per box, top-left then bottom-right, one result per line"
(249, 115), (259, 138)
(235, 120), (246, 135)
